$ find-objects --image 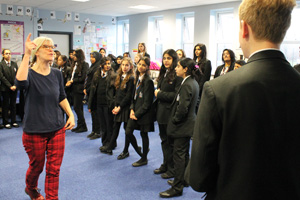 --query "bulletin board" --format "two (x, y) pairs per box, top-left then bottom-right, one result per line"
(0, 20), (24, 55)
